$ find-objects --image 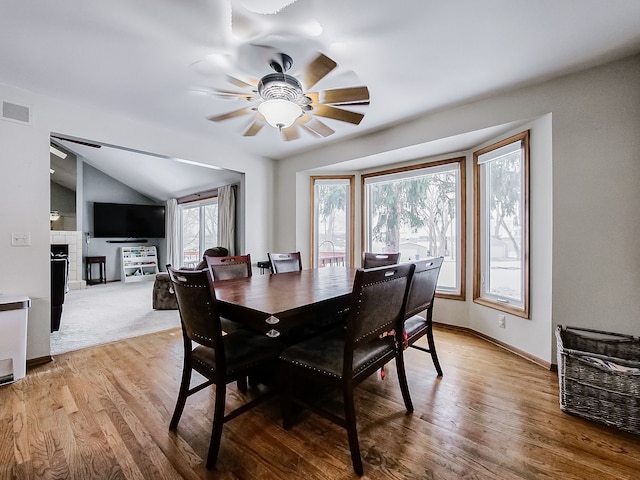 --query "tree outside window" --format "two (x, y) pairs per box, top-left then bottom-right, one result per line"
(363, 158), (465, 298)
